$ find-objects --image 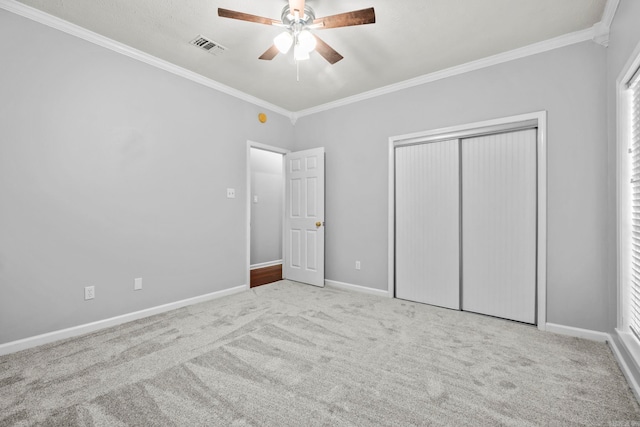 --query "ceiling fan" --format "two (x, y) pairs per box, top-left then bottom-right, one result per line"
(218, 0), (376, 65)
